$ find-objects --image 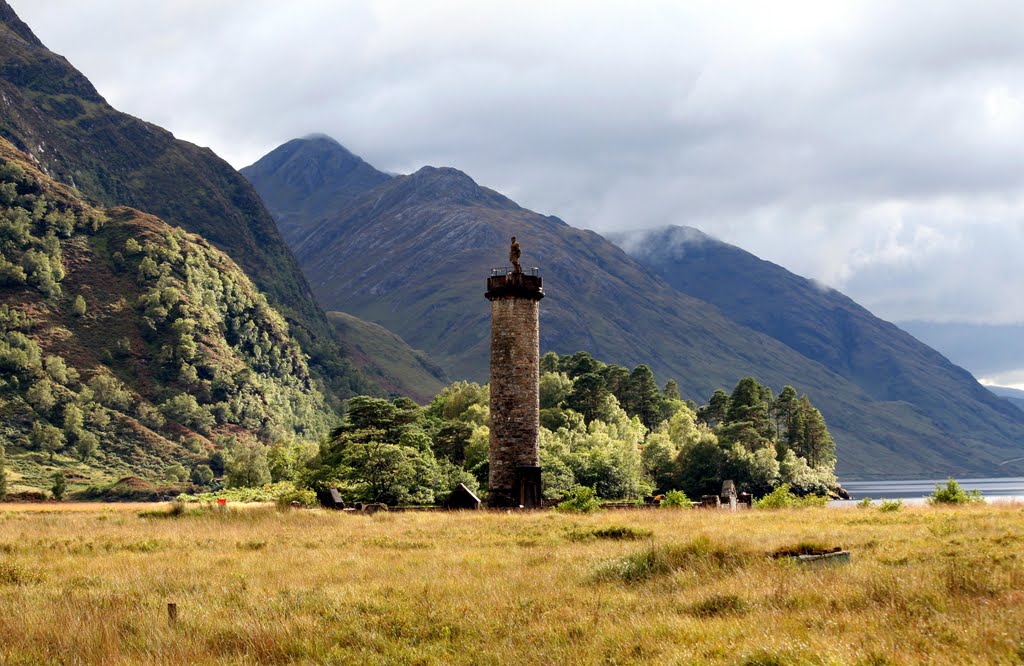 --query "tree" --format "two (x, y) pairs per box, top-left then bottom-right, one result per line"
(343, 396), (397, 431)
(540, 351), (559, 373)
(725, 377), (772, 438)
(164, 463), (188, 482)
(674, 433), (725, 498)
(795, 395), (836, 469)
(563, 372), (611, 423)
(621, 365), (665, 429)
(71, 294), (86, 317)
(539, 372), (573, 409)
(31, 421), (64, 460)
(698, 389), (730, 426)
(51, 471), (67, 500)
(225, 439), (271, 488)
(558, 351), (603, 378)
(771, 386), (799, 445)
(191, 464), (215, 486)
(74, 431), (99, 460)
(663, 379), (681, 402)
